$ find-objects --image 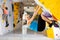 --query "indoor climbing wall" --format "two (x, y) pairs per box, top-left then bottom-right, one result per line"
(13, 2), (20, 28)
(0, 0), (13, 35)
(34, 0), (60, 39)
(46, 22), (54, 38)
(46, 22), (60, 39)
(36, 0), (60, 21)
